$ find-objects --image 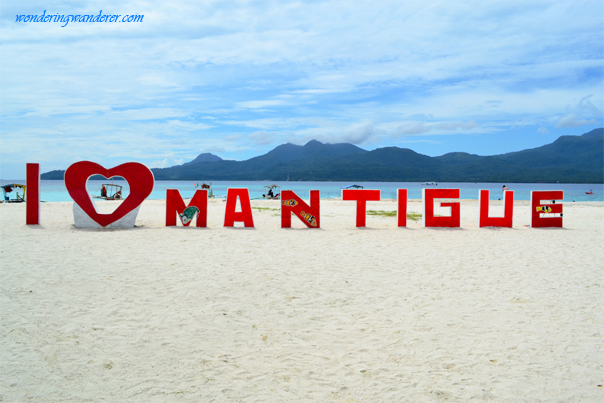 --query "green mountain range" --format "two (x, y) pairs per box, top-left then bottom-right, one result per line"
(42, 128), (603, 183)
